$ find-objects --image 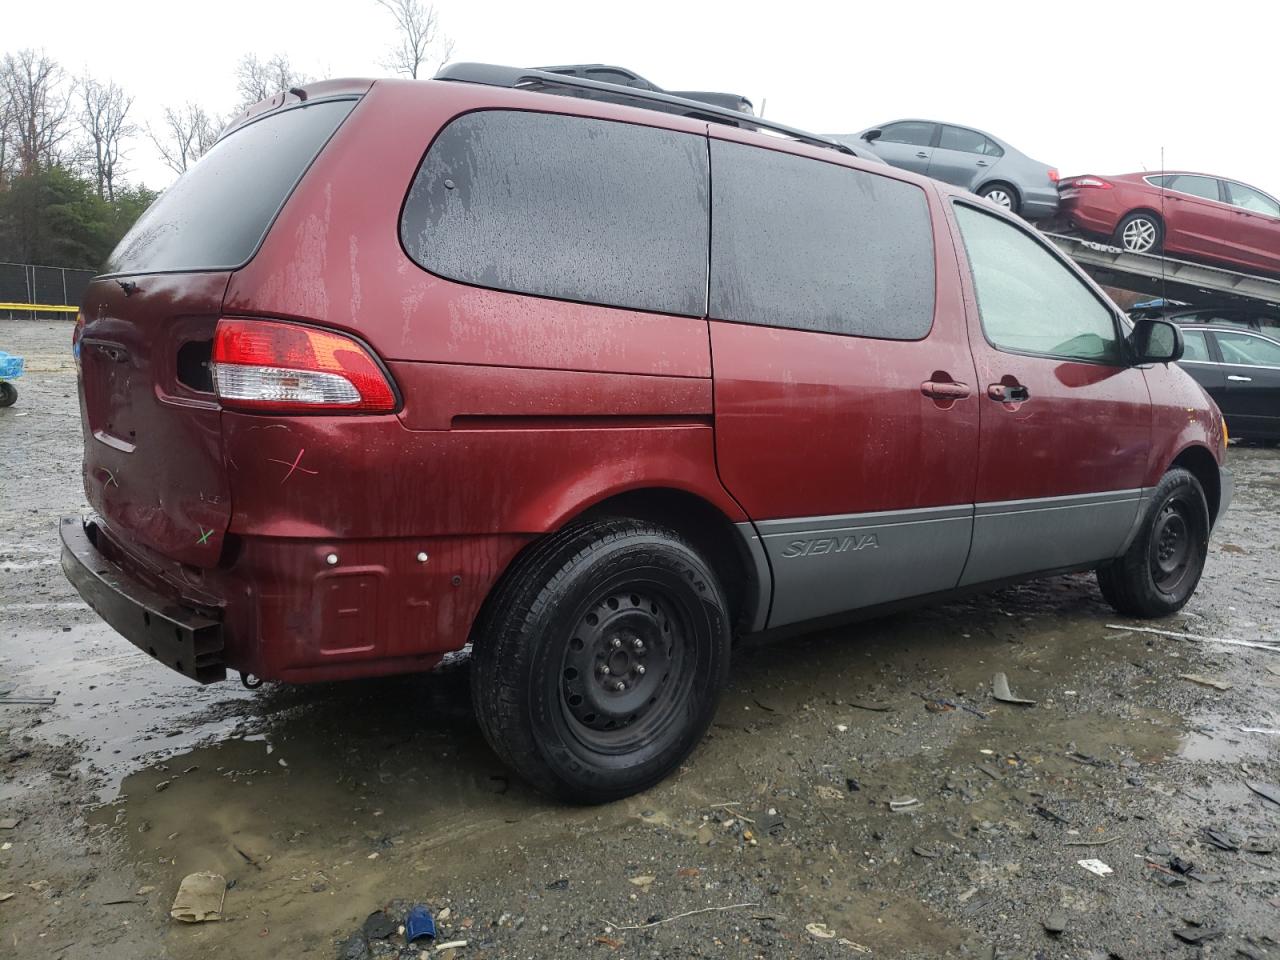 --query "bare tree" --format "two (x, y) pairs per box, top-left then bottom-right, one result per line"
(78, 76), (135, 201)
(147, 103), (221, 175)
(0, 49), (73, 173)
(234, 53), (308, 110)
(375, 0), (454, 80)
